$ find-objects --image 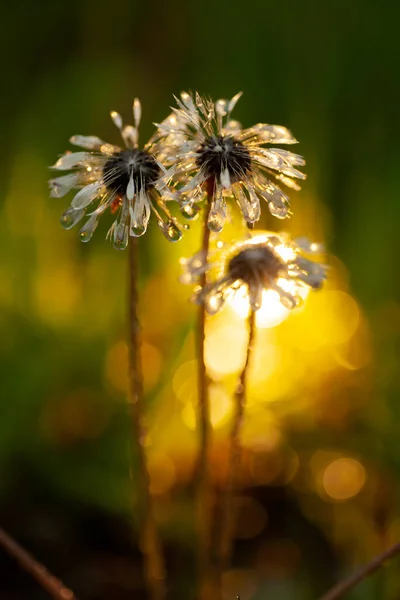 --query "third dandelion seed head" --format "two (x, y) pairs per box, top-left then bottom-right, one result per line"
(181, 234), (327, 314)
